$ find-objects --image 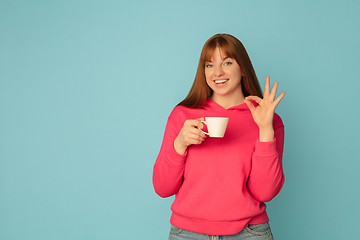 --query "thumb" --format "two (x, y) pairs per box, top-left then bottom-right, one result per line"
(198, 117), (204, 129)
